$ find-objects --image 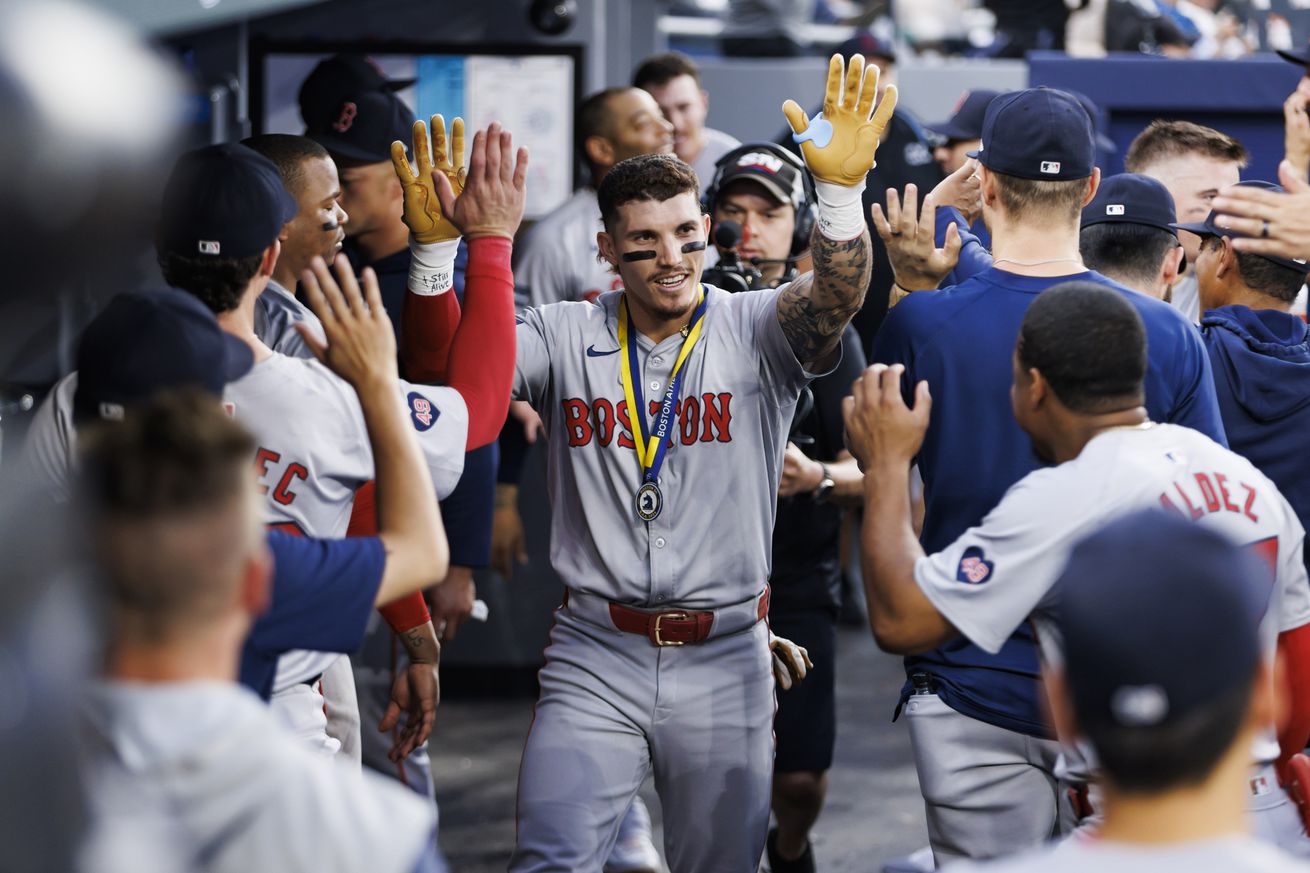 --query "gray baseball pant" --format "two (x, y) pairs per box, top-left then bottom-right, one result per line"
(510, 597), (775, 873)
